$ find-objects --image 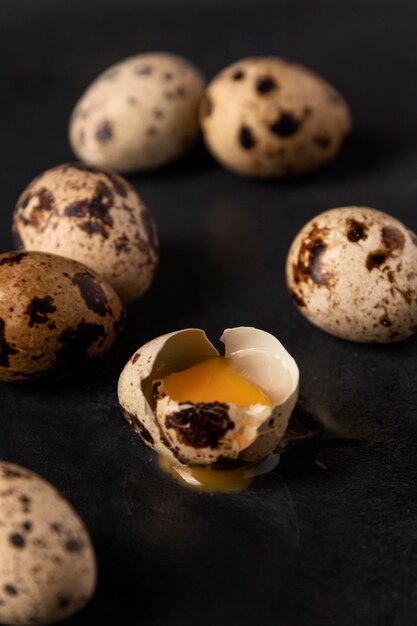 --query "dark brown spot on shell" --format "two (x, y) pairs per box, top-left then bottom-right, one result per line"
(314, 135), (331, 149)
(65, 539), (83, 552)
(50, 523), (63, 533)
(134, 65), (152, 76)
(366, 251), (387, 270)
(122, 408), (154, 444)
(68, 272), (112, 317)
(153, 109), (164, 119)
(58, 597), (71, 609)
(176, 86), (186, 97)
(270, 112), (301, 137)
(200, 95), (213, 118)
(0, 319), (18, 368)
(290, 291), (306, 308)
(65, 180), (114, 237)
(0, 252), (27, 266)
(256, 77), (277, 94)
(114, 234), (130, 255)
(20, 495), (31, 512)
(9, 533), (25, 548)
(381, 226), (405, 251)
(95, 120), (113, 144)
(165, 402), (234, 449)
(151, 380), (166, 403)
(104, 171), (128, 198)
(25, 296), (56, 327)
(78, 221), (109, 238)
(239, 126), (256, 150)
(164, 72), (173, 81)
(347, 218), (368, 242)
(1, 466), (28, 479)
(232, 70), (244, 80)
(293, 227), (331, 286)
(4, 585), (18, 596)
(146, 127), (157, 137)
(212, 456), (247, 470)
(55, 322), (105, 365)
